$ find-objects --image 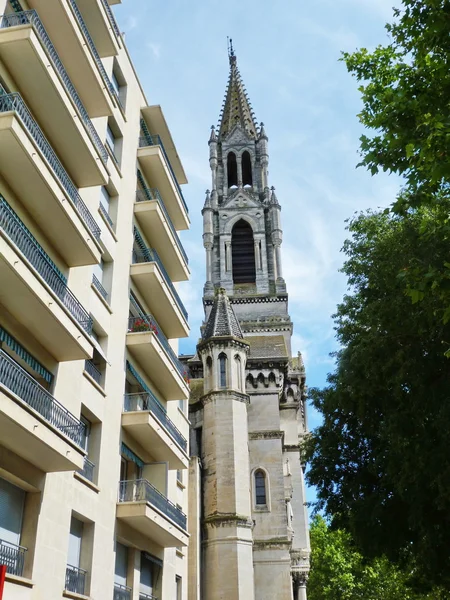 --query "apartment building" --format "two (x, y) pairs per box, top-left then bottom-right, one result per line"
(0, 1), (190, 599)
